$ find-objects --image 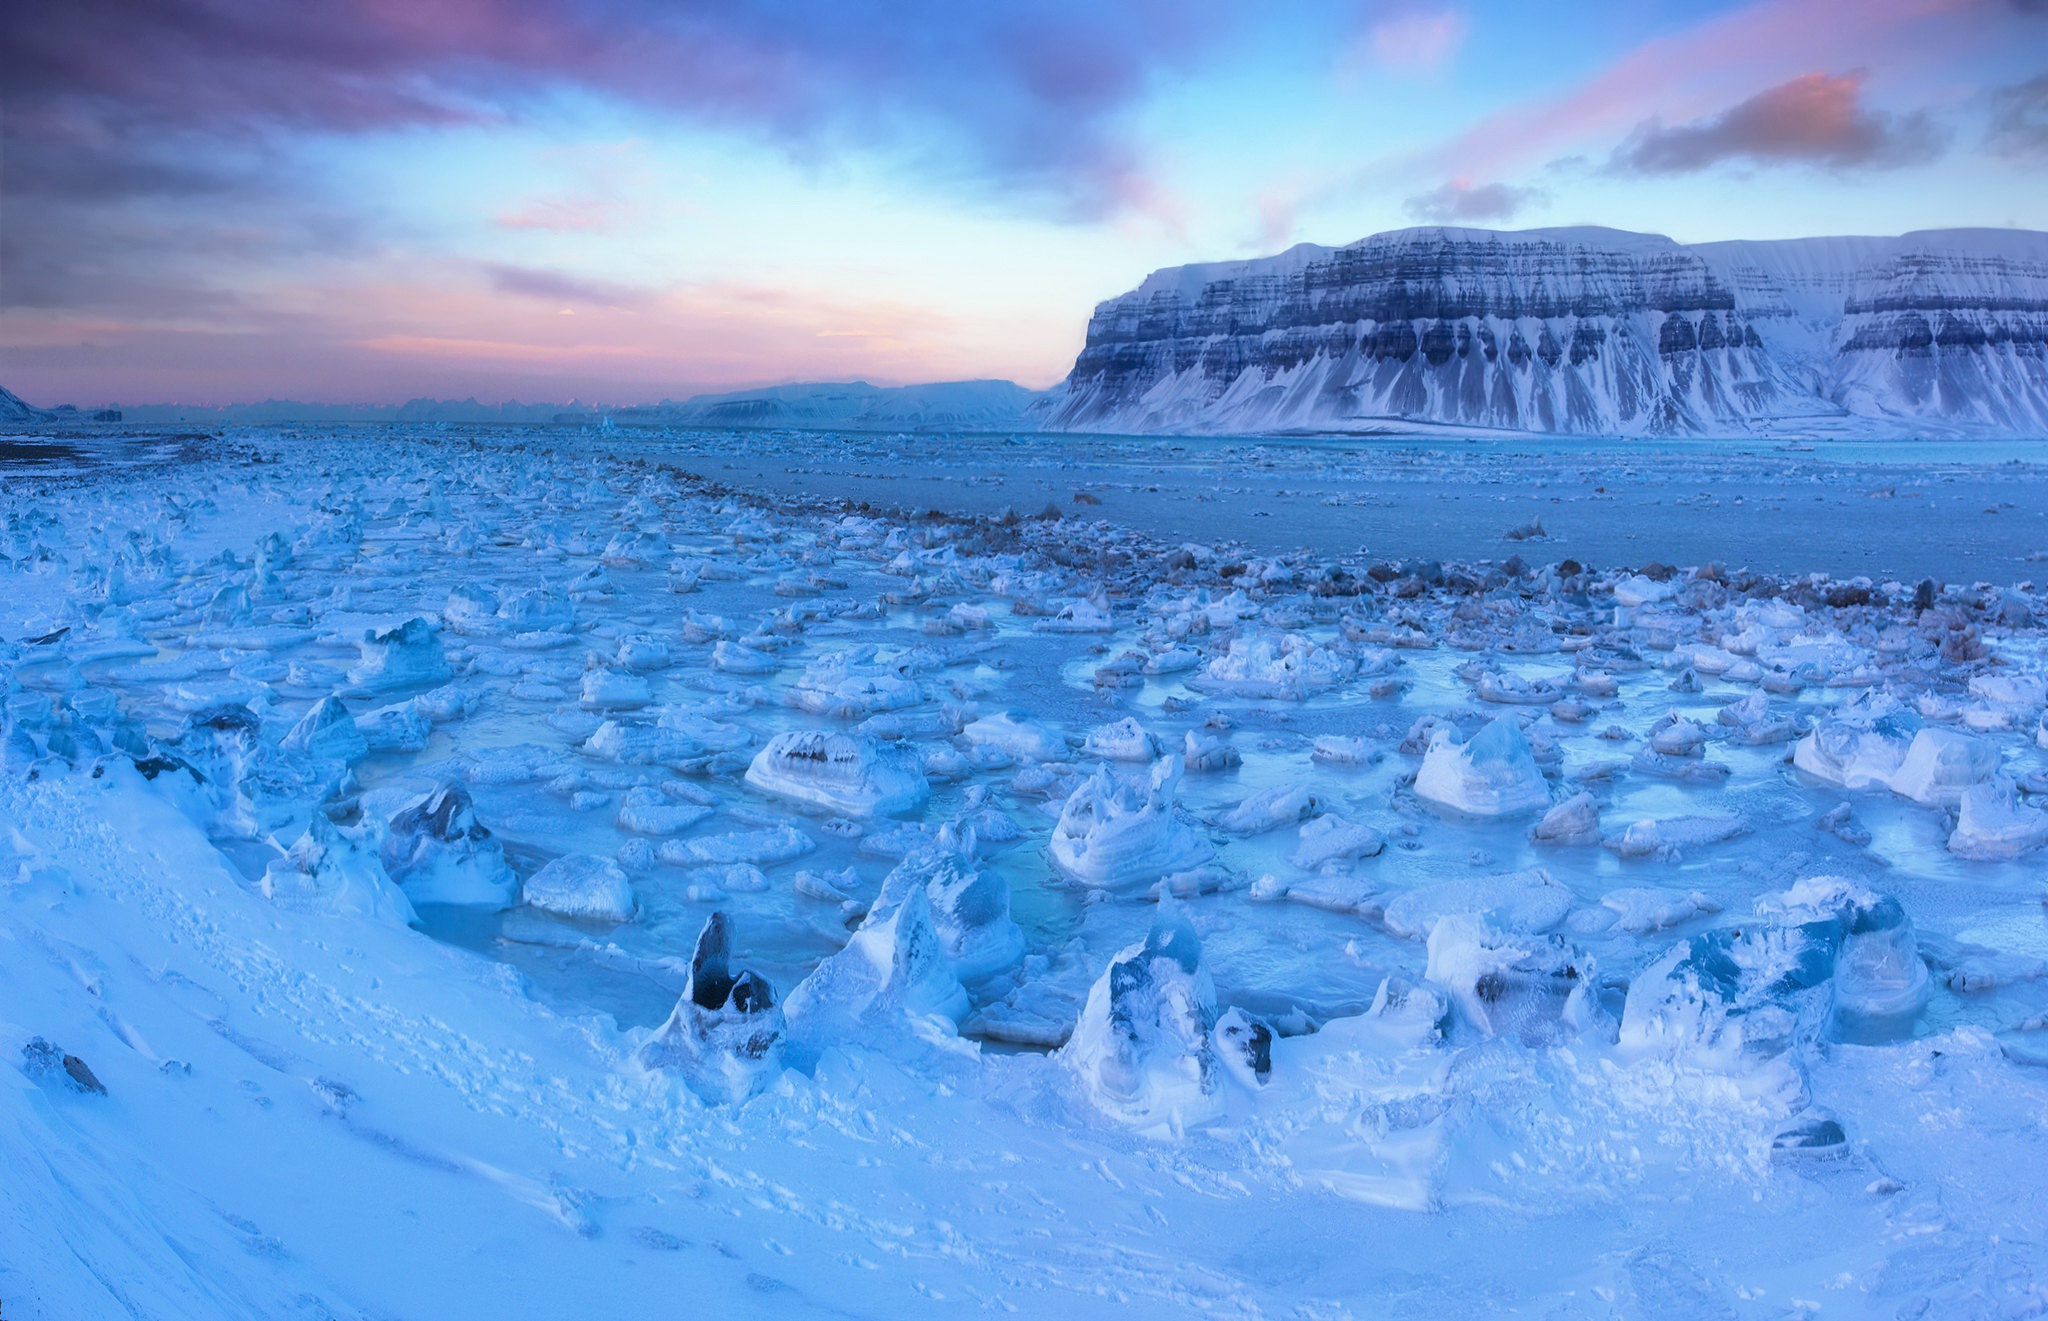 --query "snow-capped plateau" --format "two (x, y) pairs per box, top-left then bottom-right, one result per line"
(1041, 225), (2048, 438)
